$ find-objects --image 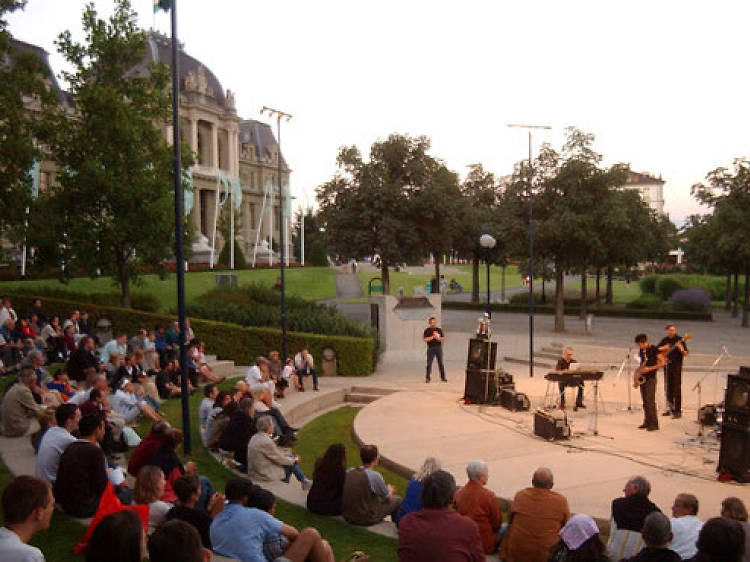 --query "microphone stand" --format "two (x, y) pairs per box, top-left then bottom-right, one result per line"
(483, 321), (492, 403)
(692, 346), (728, 438)
(614, 347), (637, 412)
